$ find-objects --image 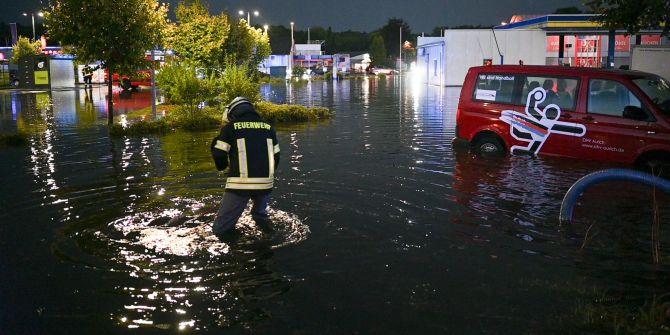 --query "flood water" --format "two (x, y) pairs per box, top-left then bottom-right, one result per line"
(1, 78), (669, 334)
